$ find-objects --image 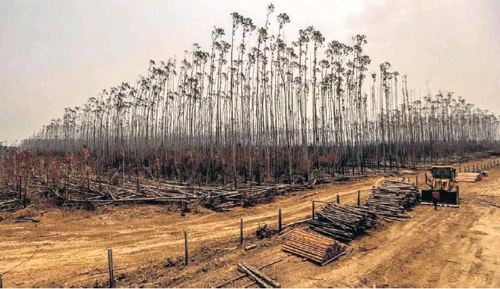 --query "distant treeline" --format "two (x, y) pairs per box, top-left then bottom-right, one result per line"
(21, 3), (500, 186)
